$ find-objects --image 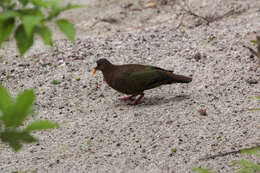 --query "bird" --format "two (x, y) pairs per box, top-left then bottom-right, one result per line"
(93, 58), (192, 105)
